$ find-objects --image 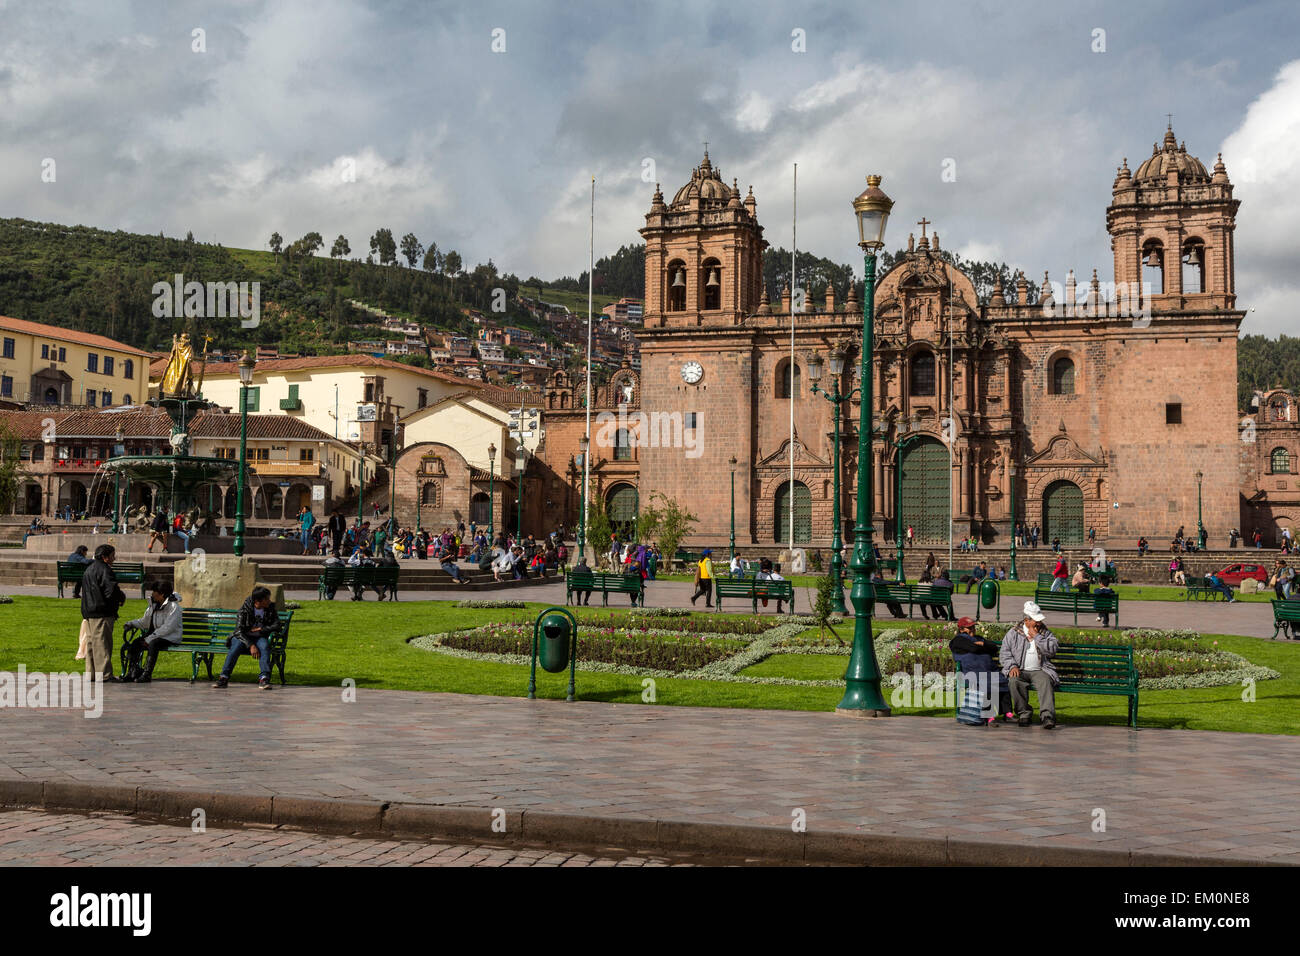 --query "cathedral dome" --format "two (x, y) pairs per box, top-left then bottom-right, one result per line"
(671, 151), (734, 206)
(1132, 125), (1210, 184)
